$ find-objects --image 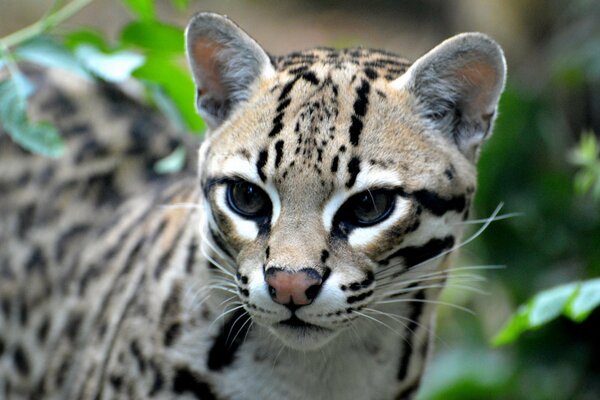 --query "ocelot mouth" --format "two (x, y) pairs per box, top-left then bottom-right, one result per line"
(280, 314), (320, 329)
(274, 314), (336, 348)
